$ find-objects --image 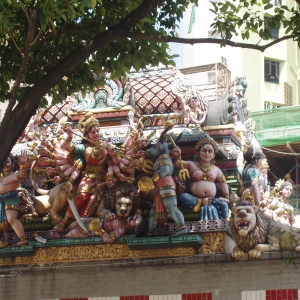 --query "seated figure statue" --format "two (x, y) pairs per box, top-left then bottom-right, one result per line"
(172, 139), (229, 220)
